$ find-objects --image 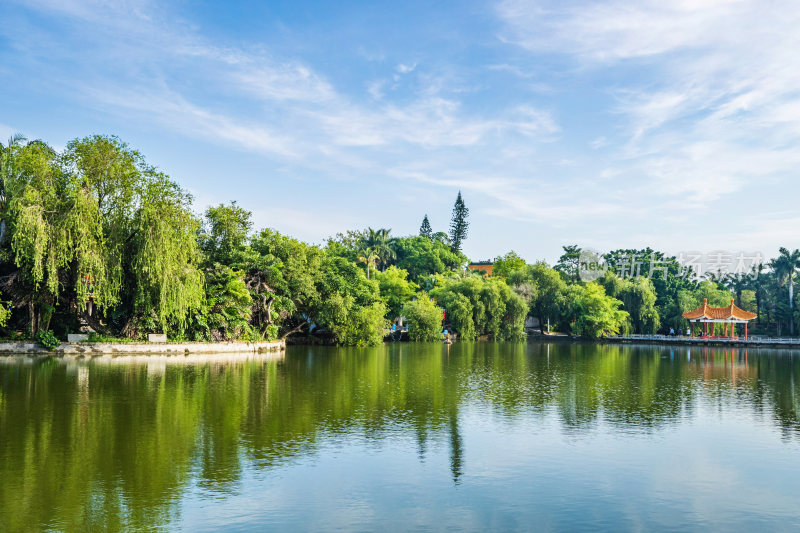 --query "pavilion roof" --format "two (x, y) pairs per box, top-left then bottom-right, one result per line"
(682, 298), (757, 321)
